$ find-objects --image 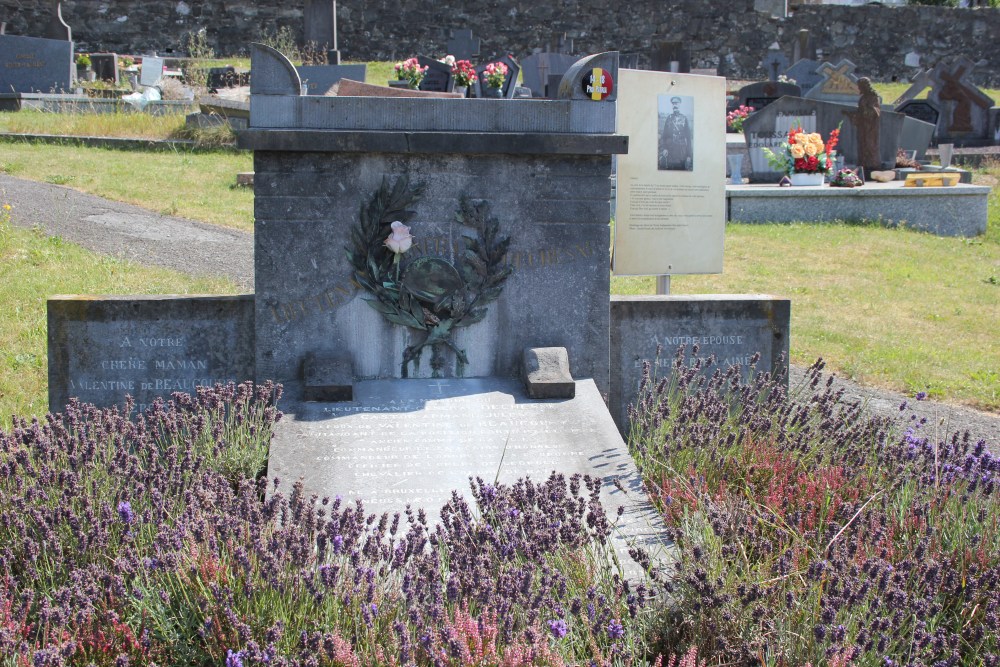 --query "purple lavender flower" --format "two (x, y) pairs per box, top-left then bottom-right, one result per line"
(547, 618), (568, 638)
(225, 650), (244, 667)
(606, 619), (624, 639)
(915, 391), (927, 401)
(117, 500), (135, 525)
